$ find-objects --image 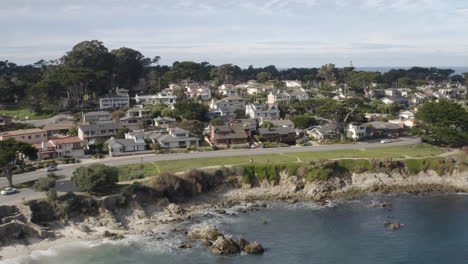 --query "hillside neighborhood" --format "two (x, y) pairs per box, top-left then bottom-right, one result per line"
(0, 76), (466, 162)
